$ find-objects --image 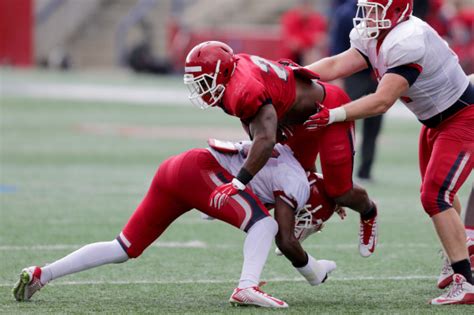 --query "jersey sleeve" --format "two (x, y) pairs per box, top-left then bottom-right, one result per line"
(382, 34), (425, 69)
(234, 81), (272, 122)
(349, 27), (368, 57)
